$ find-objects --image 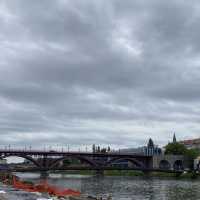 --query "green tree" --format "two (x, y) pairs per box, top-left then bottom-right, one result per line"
(185, 148), (200, 160)
(184, 148), (200, 169)
(165, 142), (187, 155)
